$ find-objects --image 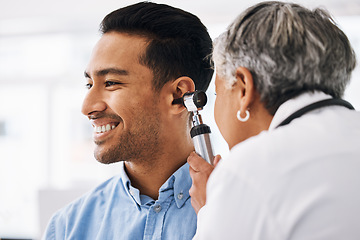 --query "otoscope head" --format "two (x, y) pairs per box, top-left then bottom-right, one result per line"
(182, 91), (207, 112)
